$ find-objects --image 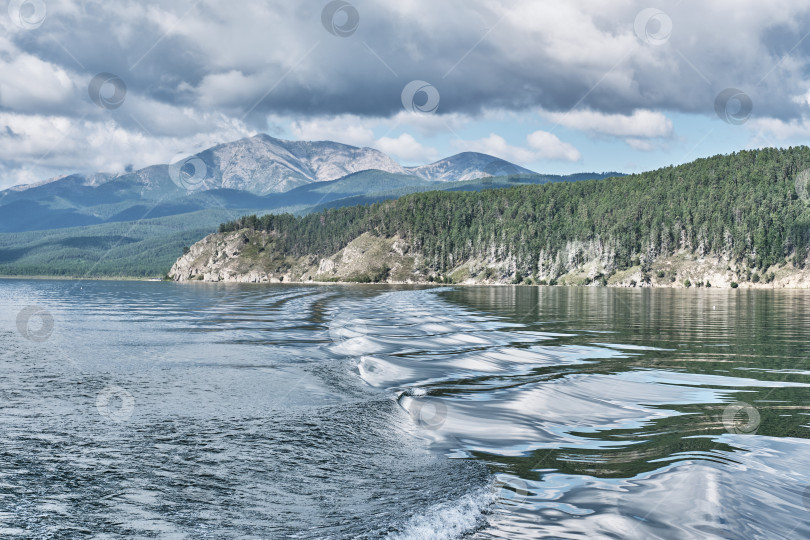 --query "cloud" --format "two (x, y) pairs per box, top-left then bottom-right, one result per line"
(748, 116), (810, 140)
(541, 109), (673, 139)
(3, 0), (810, 185)
(526, 131), (582, 161)
(286, 115), (376, 147)
(456, 132), (581, 164)
(15, 0), (810, 121)
(375, 133), (439, 163)
(0, 111), (254, 187)
(624, 138), (656, 151)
